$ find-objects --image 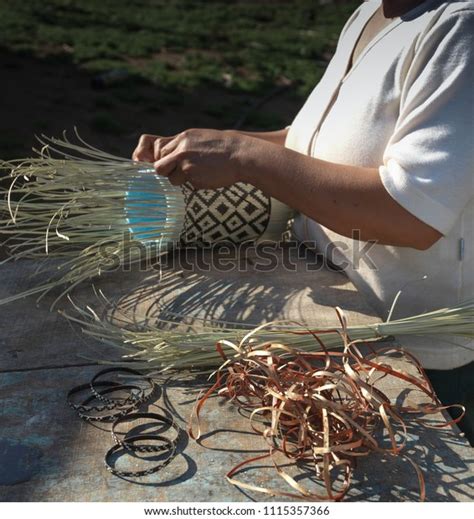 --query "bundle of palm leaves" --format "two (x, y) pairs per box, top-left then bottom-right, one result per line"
(0, 132), (290, 308)
(62, 294), (474, 372)
(0, 133), (185, 307)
